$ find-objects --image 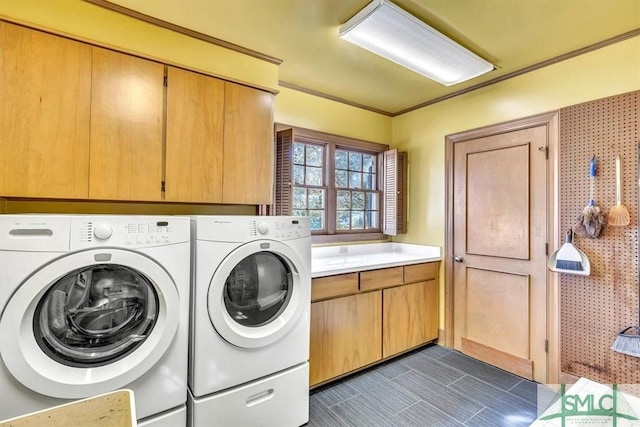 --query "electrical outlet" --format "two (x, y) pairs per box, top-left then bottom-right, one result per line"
(339, 246), (348, 254)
